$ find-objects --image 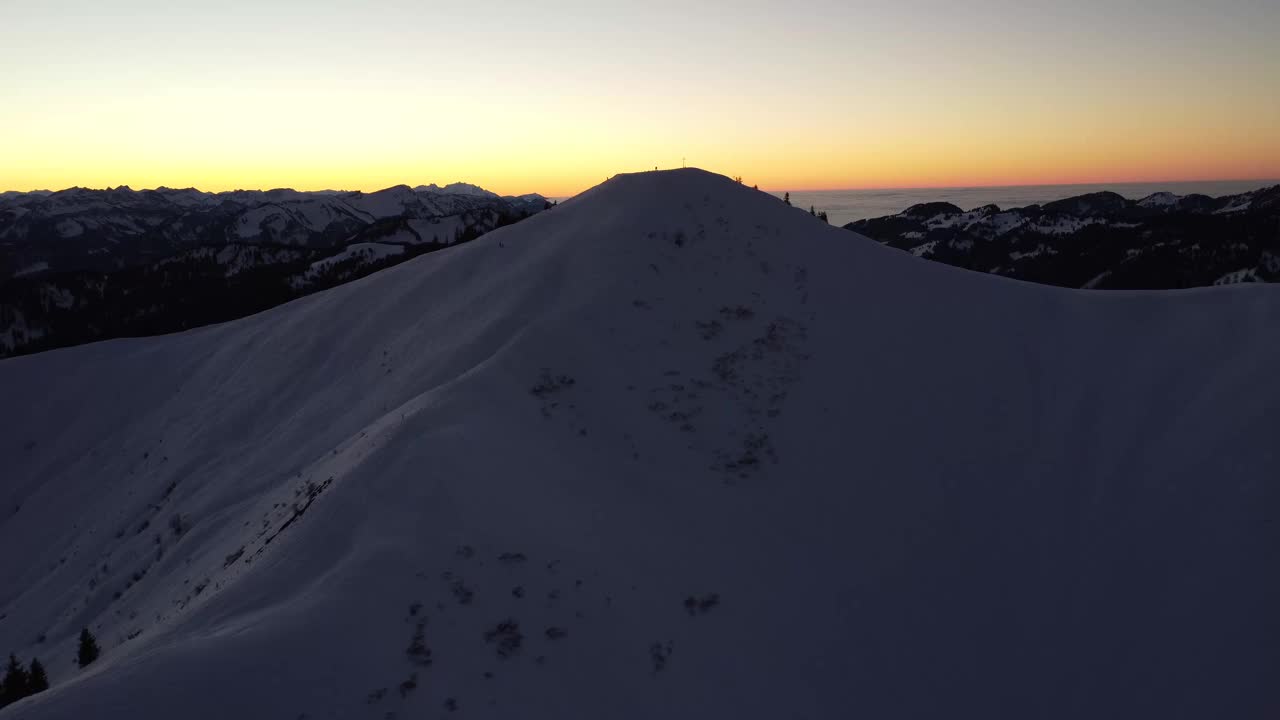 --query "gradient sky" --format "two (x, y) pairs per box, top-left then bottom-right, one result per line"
(2, 0), (1278, 196)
